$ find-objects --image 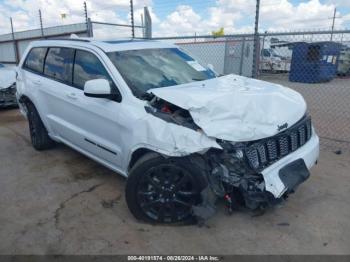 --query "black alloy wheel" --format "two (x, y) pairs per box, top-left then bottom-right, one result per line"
(126, 153), (206, 224)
